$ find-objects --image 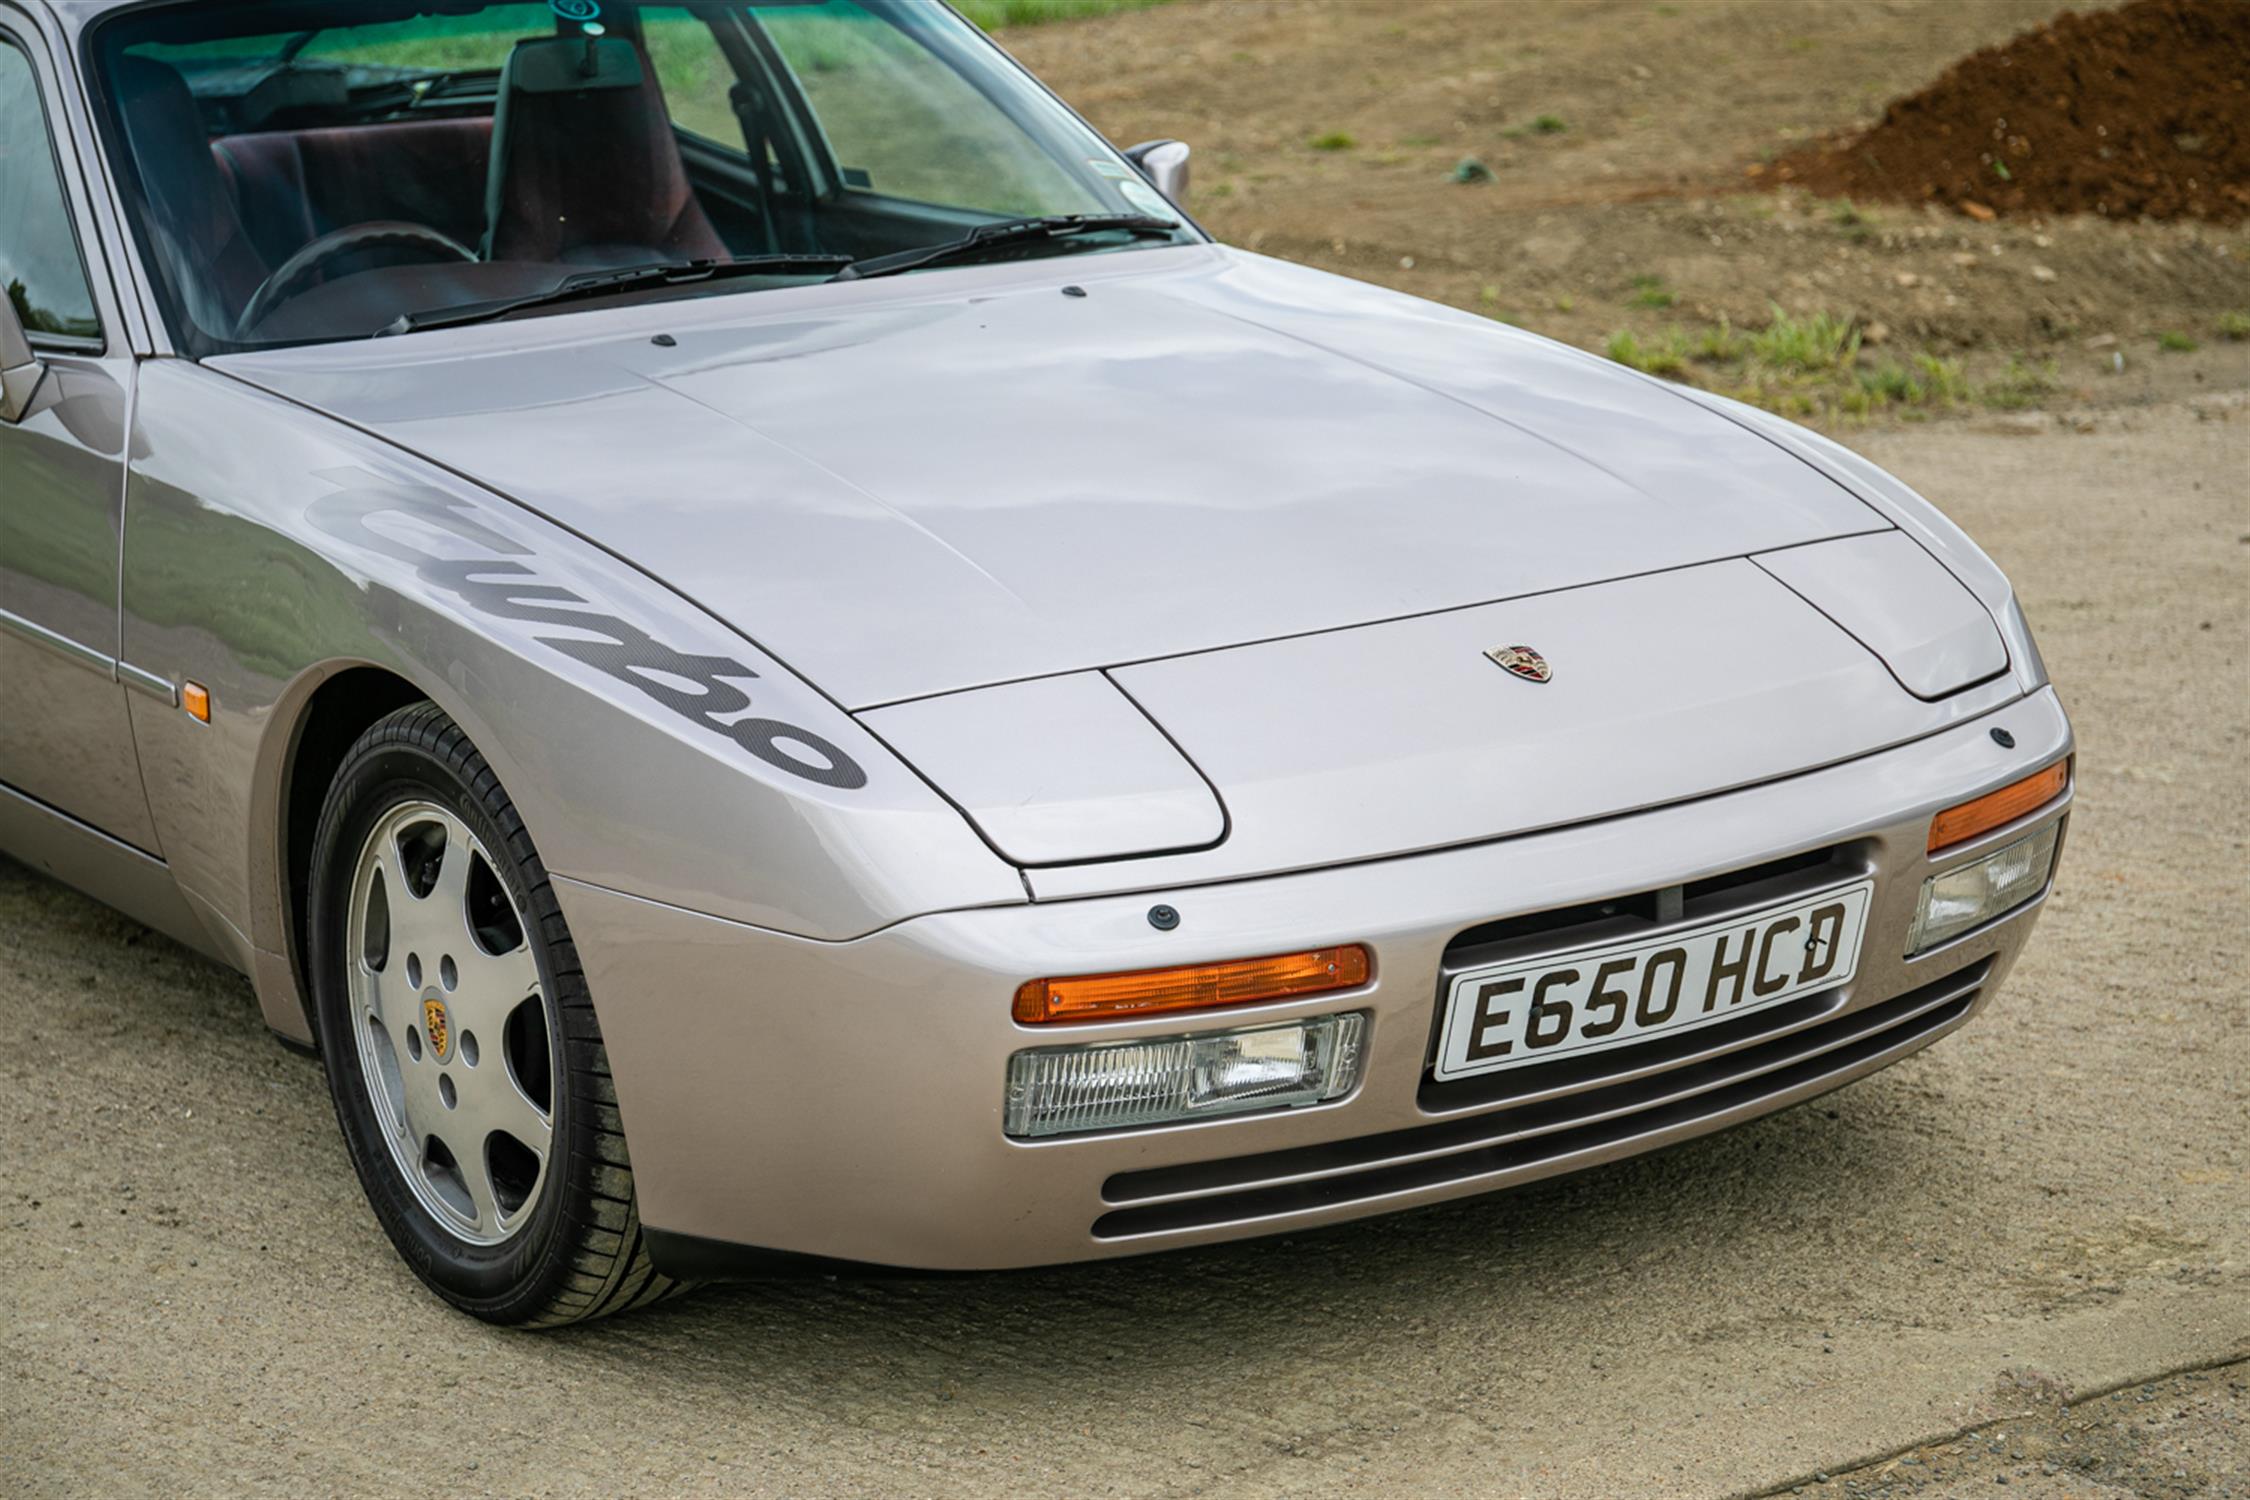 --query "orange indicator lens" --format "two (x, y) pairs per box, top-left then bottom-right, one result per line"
(1014, 945), (1372, 1026)
(182, 682), (211, 723)
(1928, 758), (2067, 853)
